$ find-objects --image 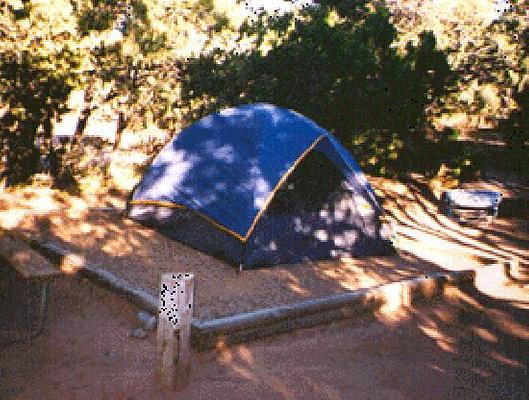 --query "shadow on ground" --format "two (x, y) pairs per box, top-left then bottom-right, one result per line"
(0, 174), (527, 320)
(0, 275), (527, 399)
